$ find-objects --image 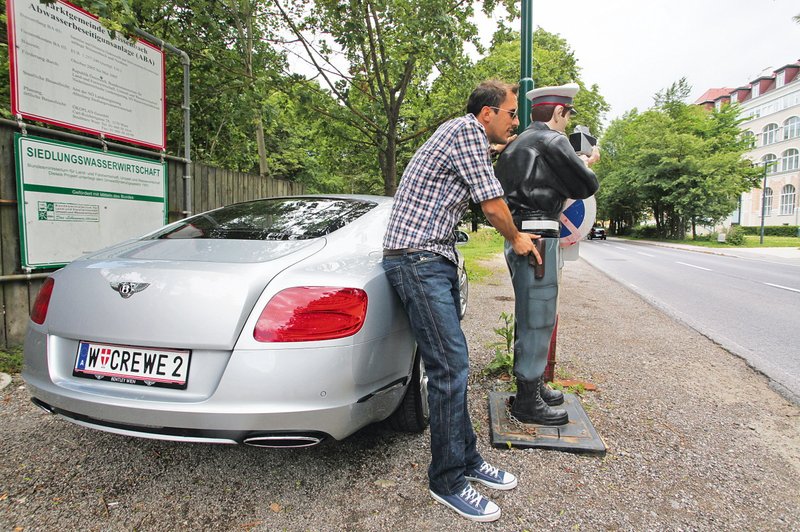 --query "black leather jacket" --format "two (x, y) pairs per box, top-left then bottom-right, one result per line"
(495, 122), (599, 234)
